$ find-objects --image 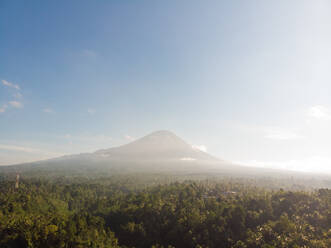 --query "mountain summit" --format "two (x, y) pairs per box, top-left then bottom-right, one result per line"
(95, 130), (218, 162)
